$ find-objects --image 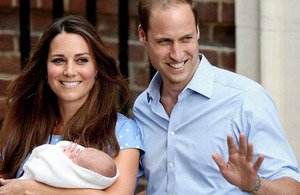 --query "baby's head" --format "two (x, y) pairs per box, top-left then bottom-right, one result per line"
(71, 148), (117, 178)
